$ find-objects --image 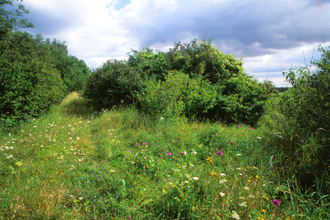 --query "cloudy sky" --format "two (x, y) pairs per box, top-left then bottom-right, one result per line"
(16, 0), (330, 86)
